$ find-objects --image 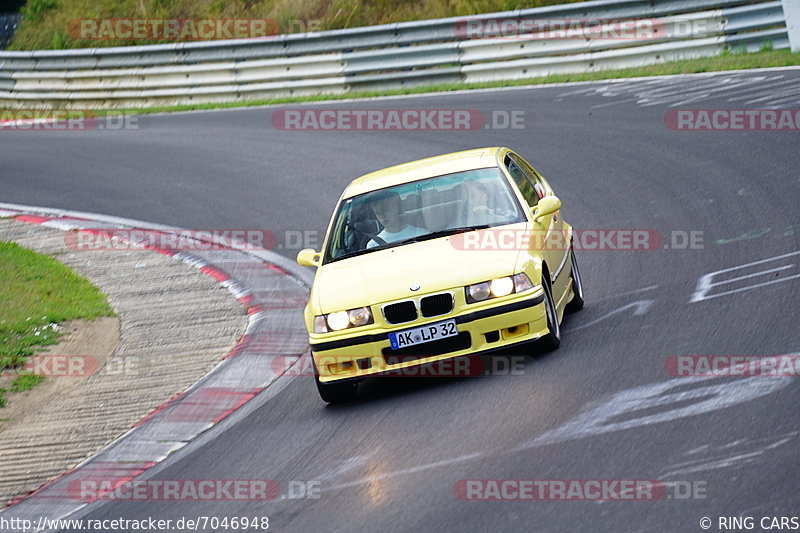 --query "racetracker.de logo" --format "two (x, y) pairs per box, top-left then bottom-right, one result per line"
(64, 229), (276, 251)
(0, 355), (99, 377)
(453, 17), (665, 40)
(68, 479), (281, 501)
(0, 110), (137, 131)
(271, 109), (525, 131)
(665, 355), (800, 377)
(450, 228), (668, 251)
(664, 109), (800, 131)
(68, 19), (285, 41)
(272, 354), (527, 377)
(454, 479), (665, 501)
